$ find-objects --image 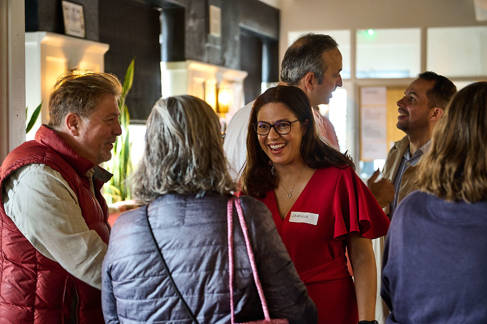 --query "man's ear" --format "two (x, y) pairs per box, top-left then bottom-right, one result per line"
(300, 72), (316, 92)
(65, 112), (81, 136)
(430, 107), (444, 121)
